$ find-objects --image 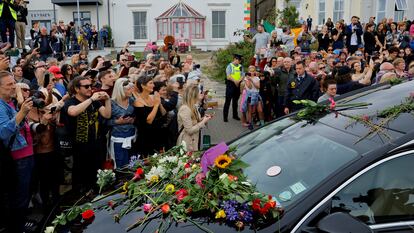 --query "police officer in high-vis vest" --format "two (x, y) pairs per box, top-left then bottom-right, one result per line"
(223, 54), (244, 122)
(0, 0), (18, 48)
